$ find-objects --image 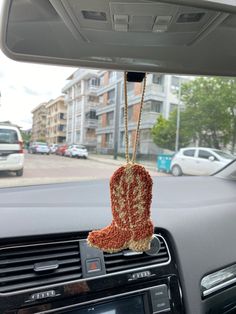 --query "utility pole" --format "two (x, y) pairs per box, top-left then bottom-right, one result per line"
(175, 79), (181, 152)
(113, 75), (121, 160)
